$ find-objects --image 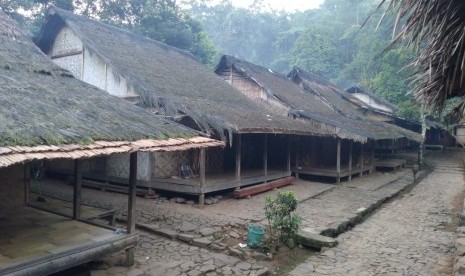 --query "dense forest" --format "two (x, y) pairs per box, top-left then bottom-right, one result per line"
(1, 0), (421, 119)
